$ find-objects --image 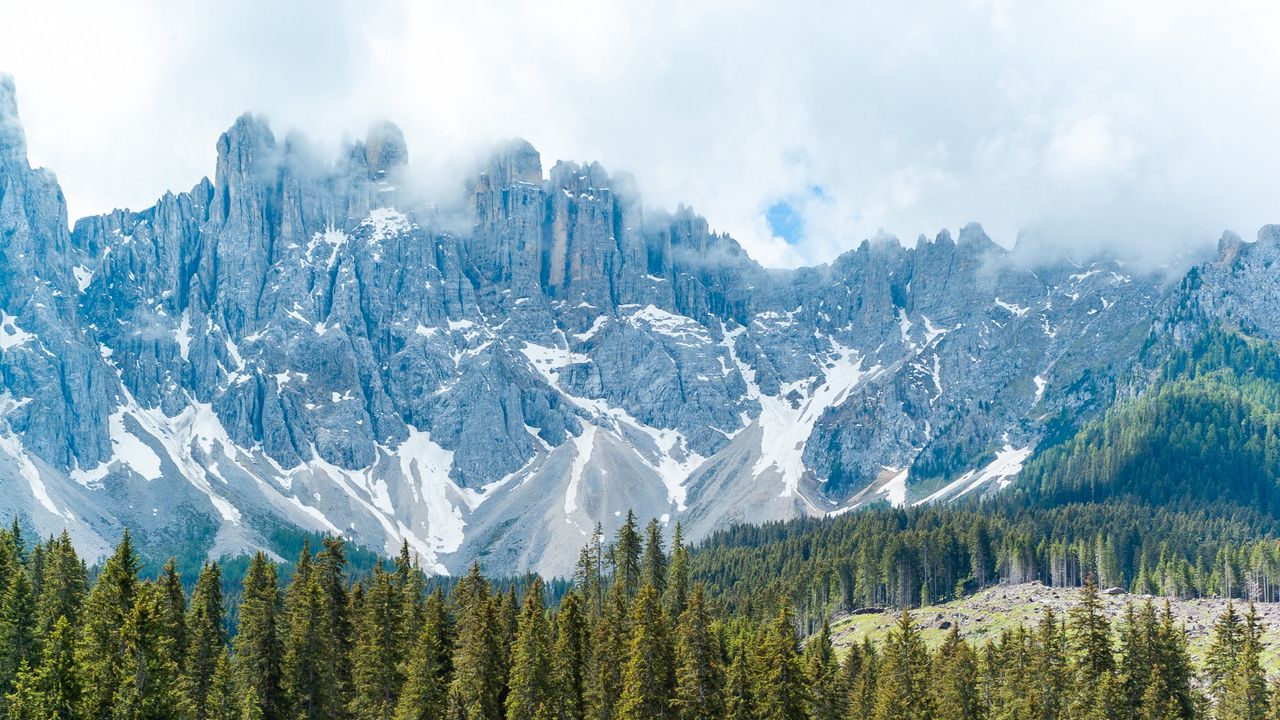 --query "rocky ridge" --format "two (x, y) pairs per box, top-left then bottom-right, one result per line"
(0, 75), (1264, 574)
